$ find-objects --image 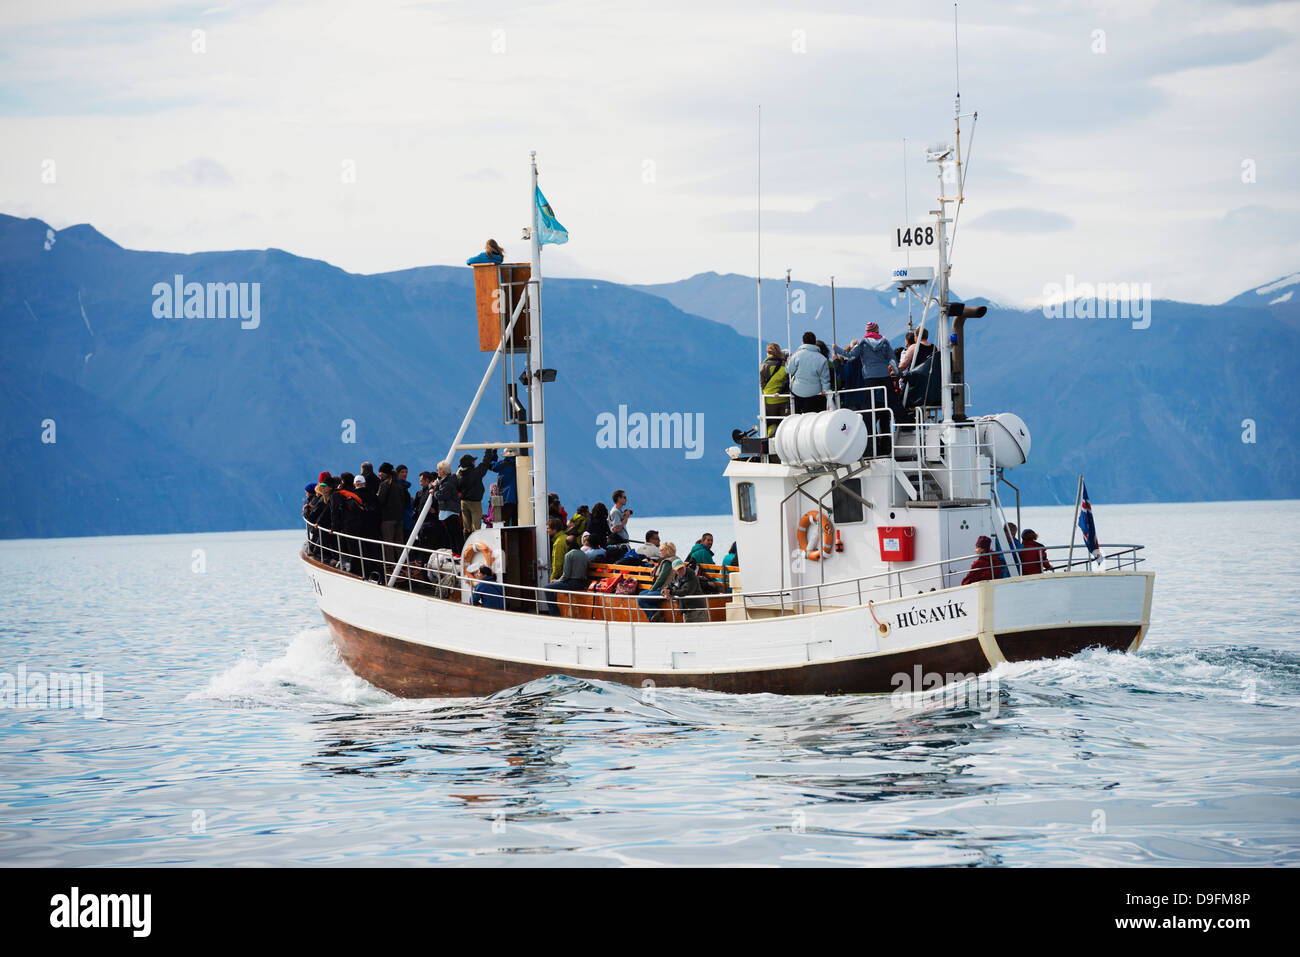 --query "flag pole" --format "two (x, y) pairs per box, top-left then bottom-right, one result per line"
(1067, 473), (1083, 570)
(527, 151), (549, 587)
